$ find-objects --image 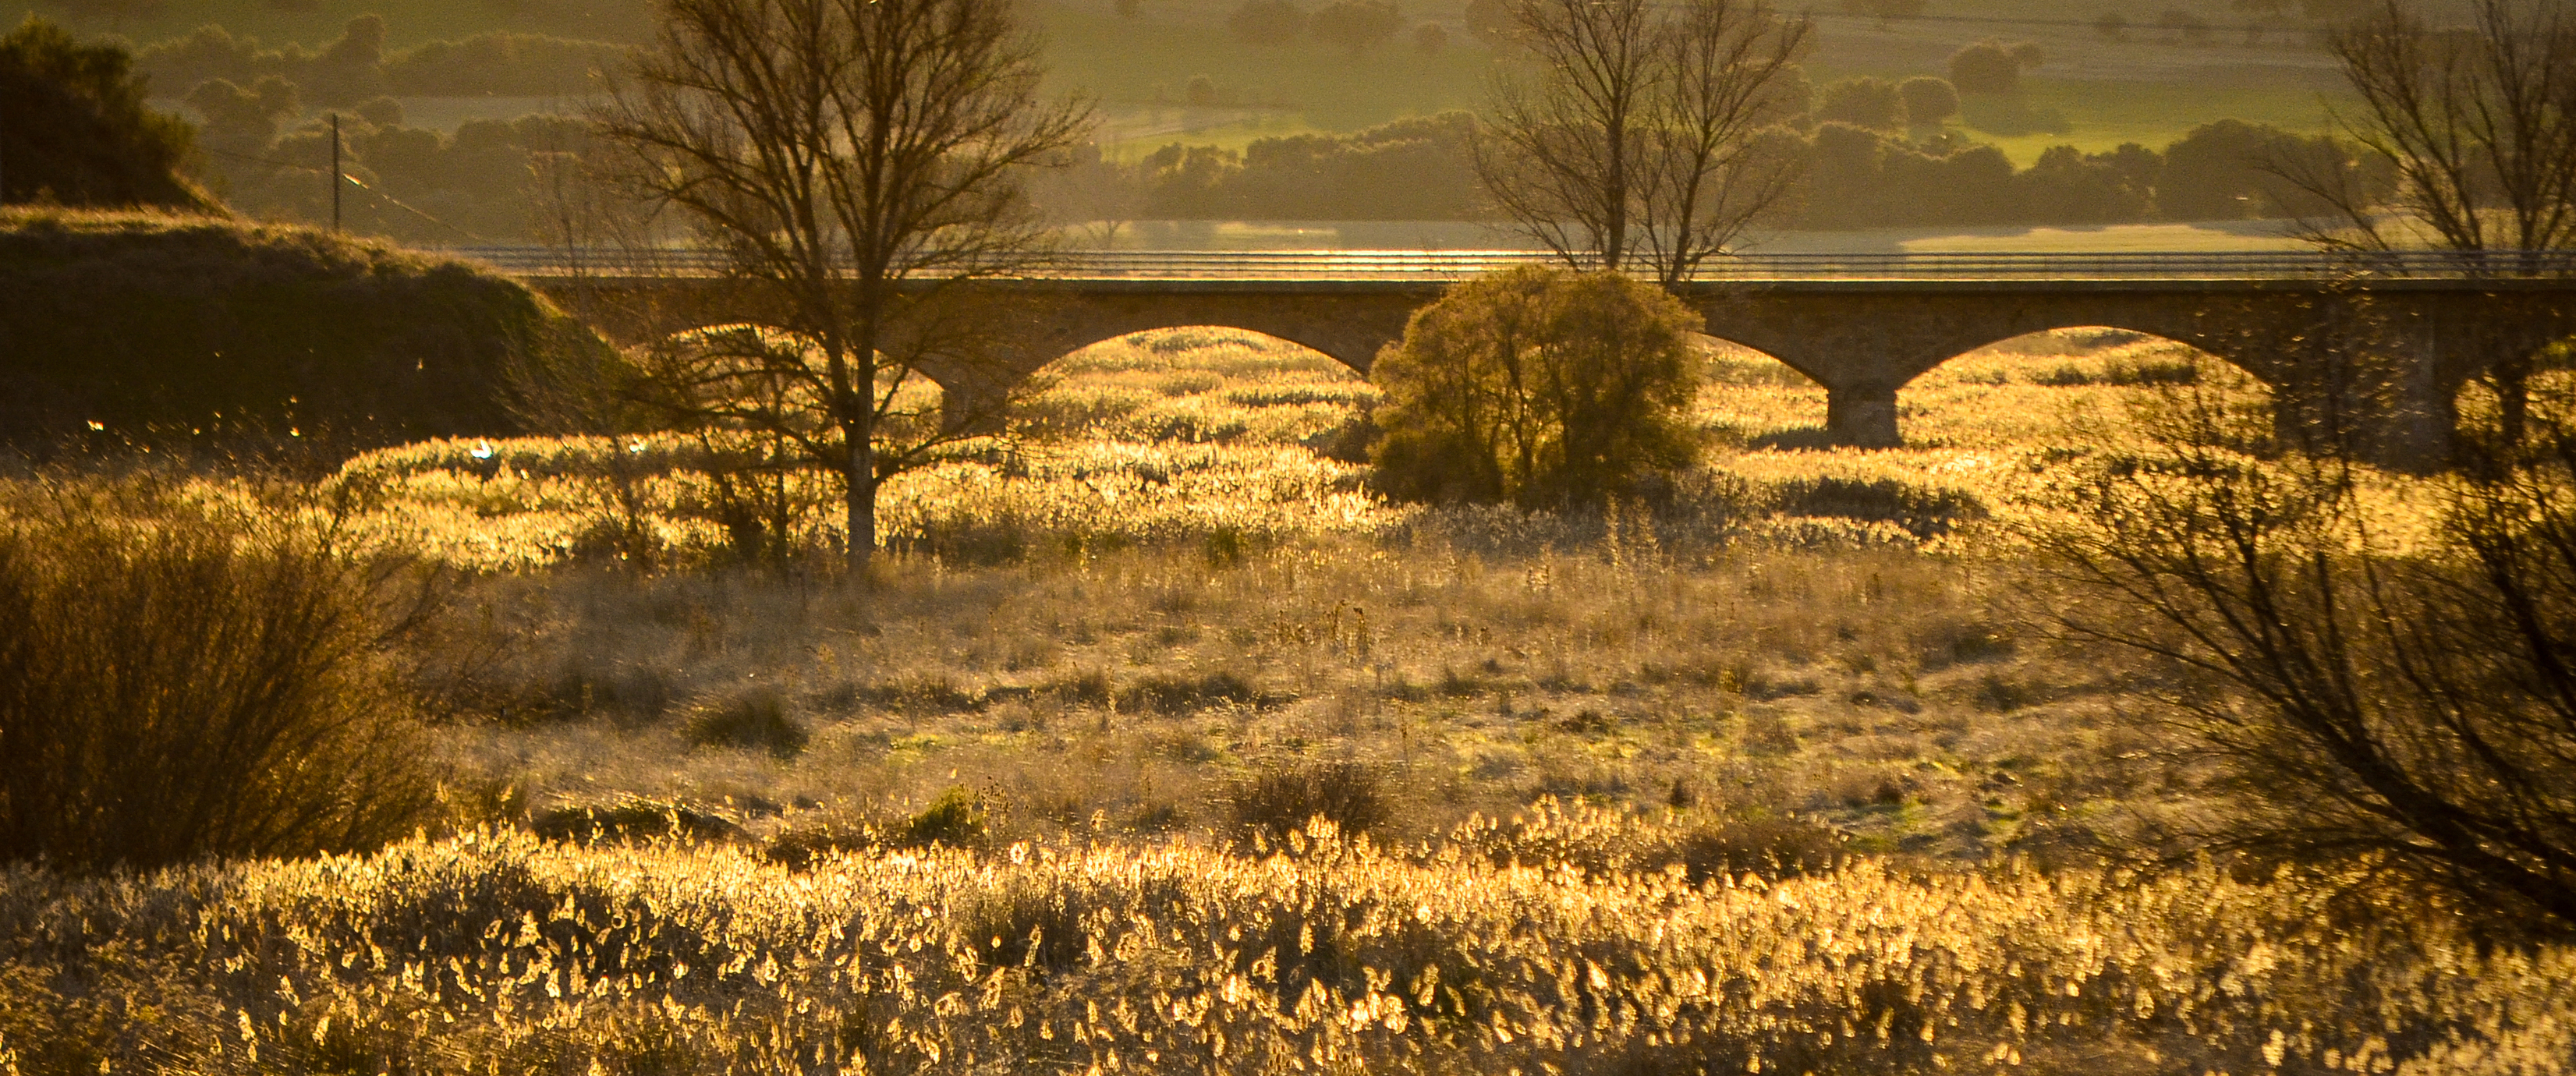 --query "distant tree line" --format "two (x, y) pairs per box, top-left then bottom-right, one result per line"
(1082, 112), (1481, 221)
(185, 83), (601, 242)
(1040, 107), (2379, 230)
(1224, 0), (1447, 55)
(137, 15), (622, 105)
(9, 12), (2401, 241)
